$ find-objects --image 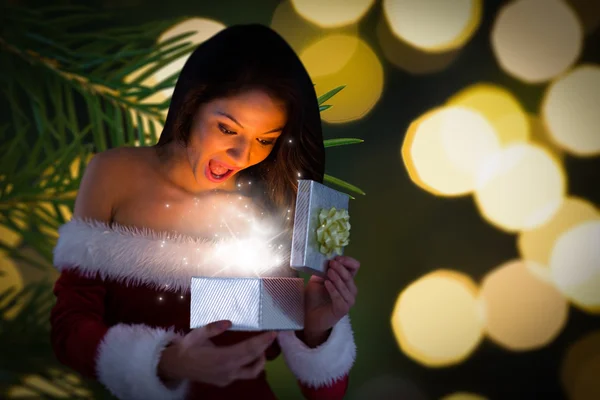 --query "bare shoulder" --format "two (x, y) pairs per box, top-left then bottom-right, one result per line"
(73, 146), (154, 221)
